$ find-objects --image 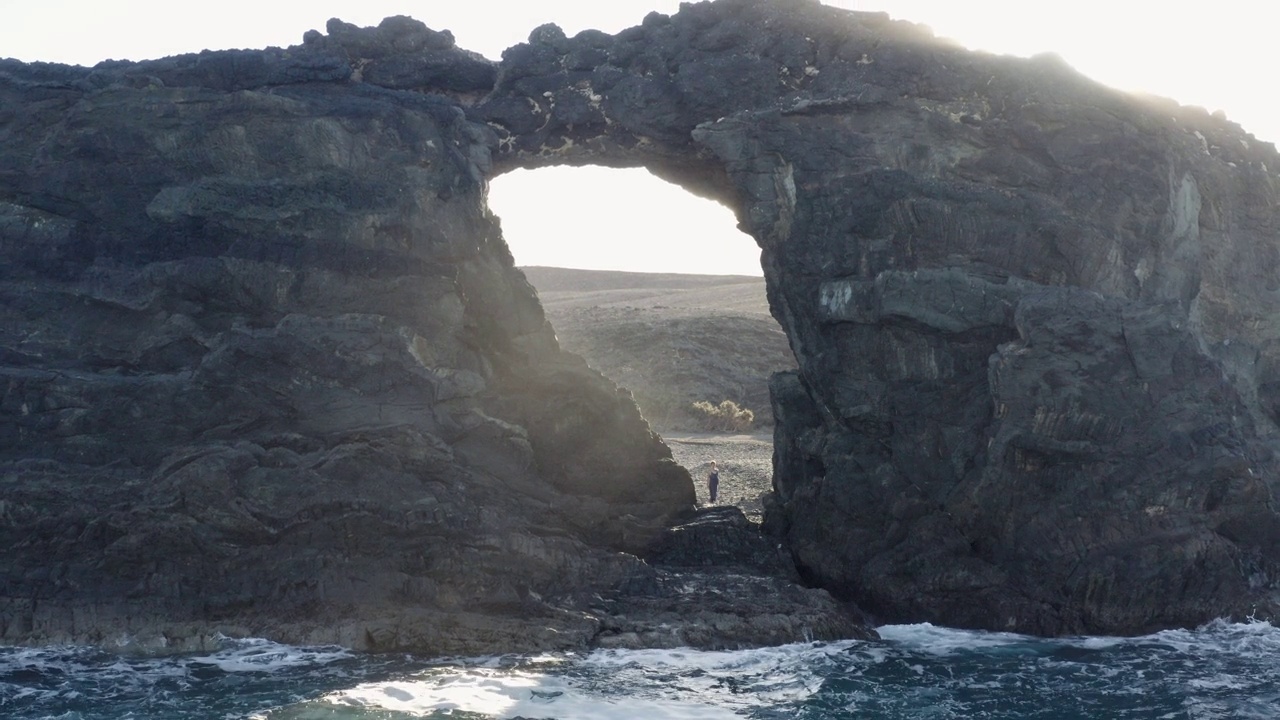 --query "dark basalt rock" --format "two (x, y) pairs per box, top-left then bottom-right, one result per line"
(0, 1), (864, 654)
(2, 0), (1280, 650)
(473, 0), (1280, 635)
(0, 25), (701, 652)
(589, 507), (874, 649)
